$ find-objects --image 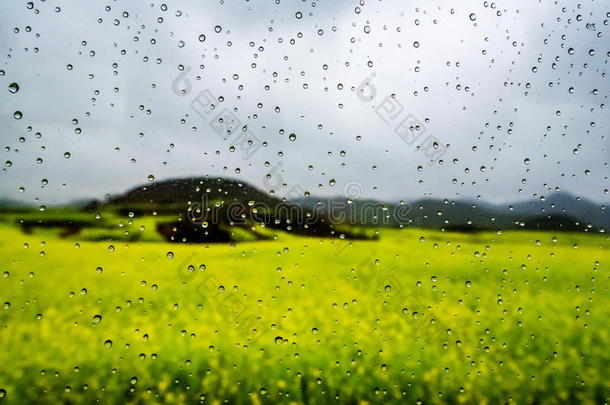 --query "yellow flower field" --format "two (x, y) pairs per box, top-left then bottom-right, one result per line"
(0, 224), (608, 404)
